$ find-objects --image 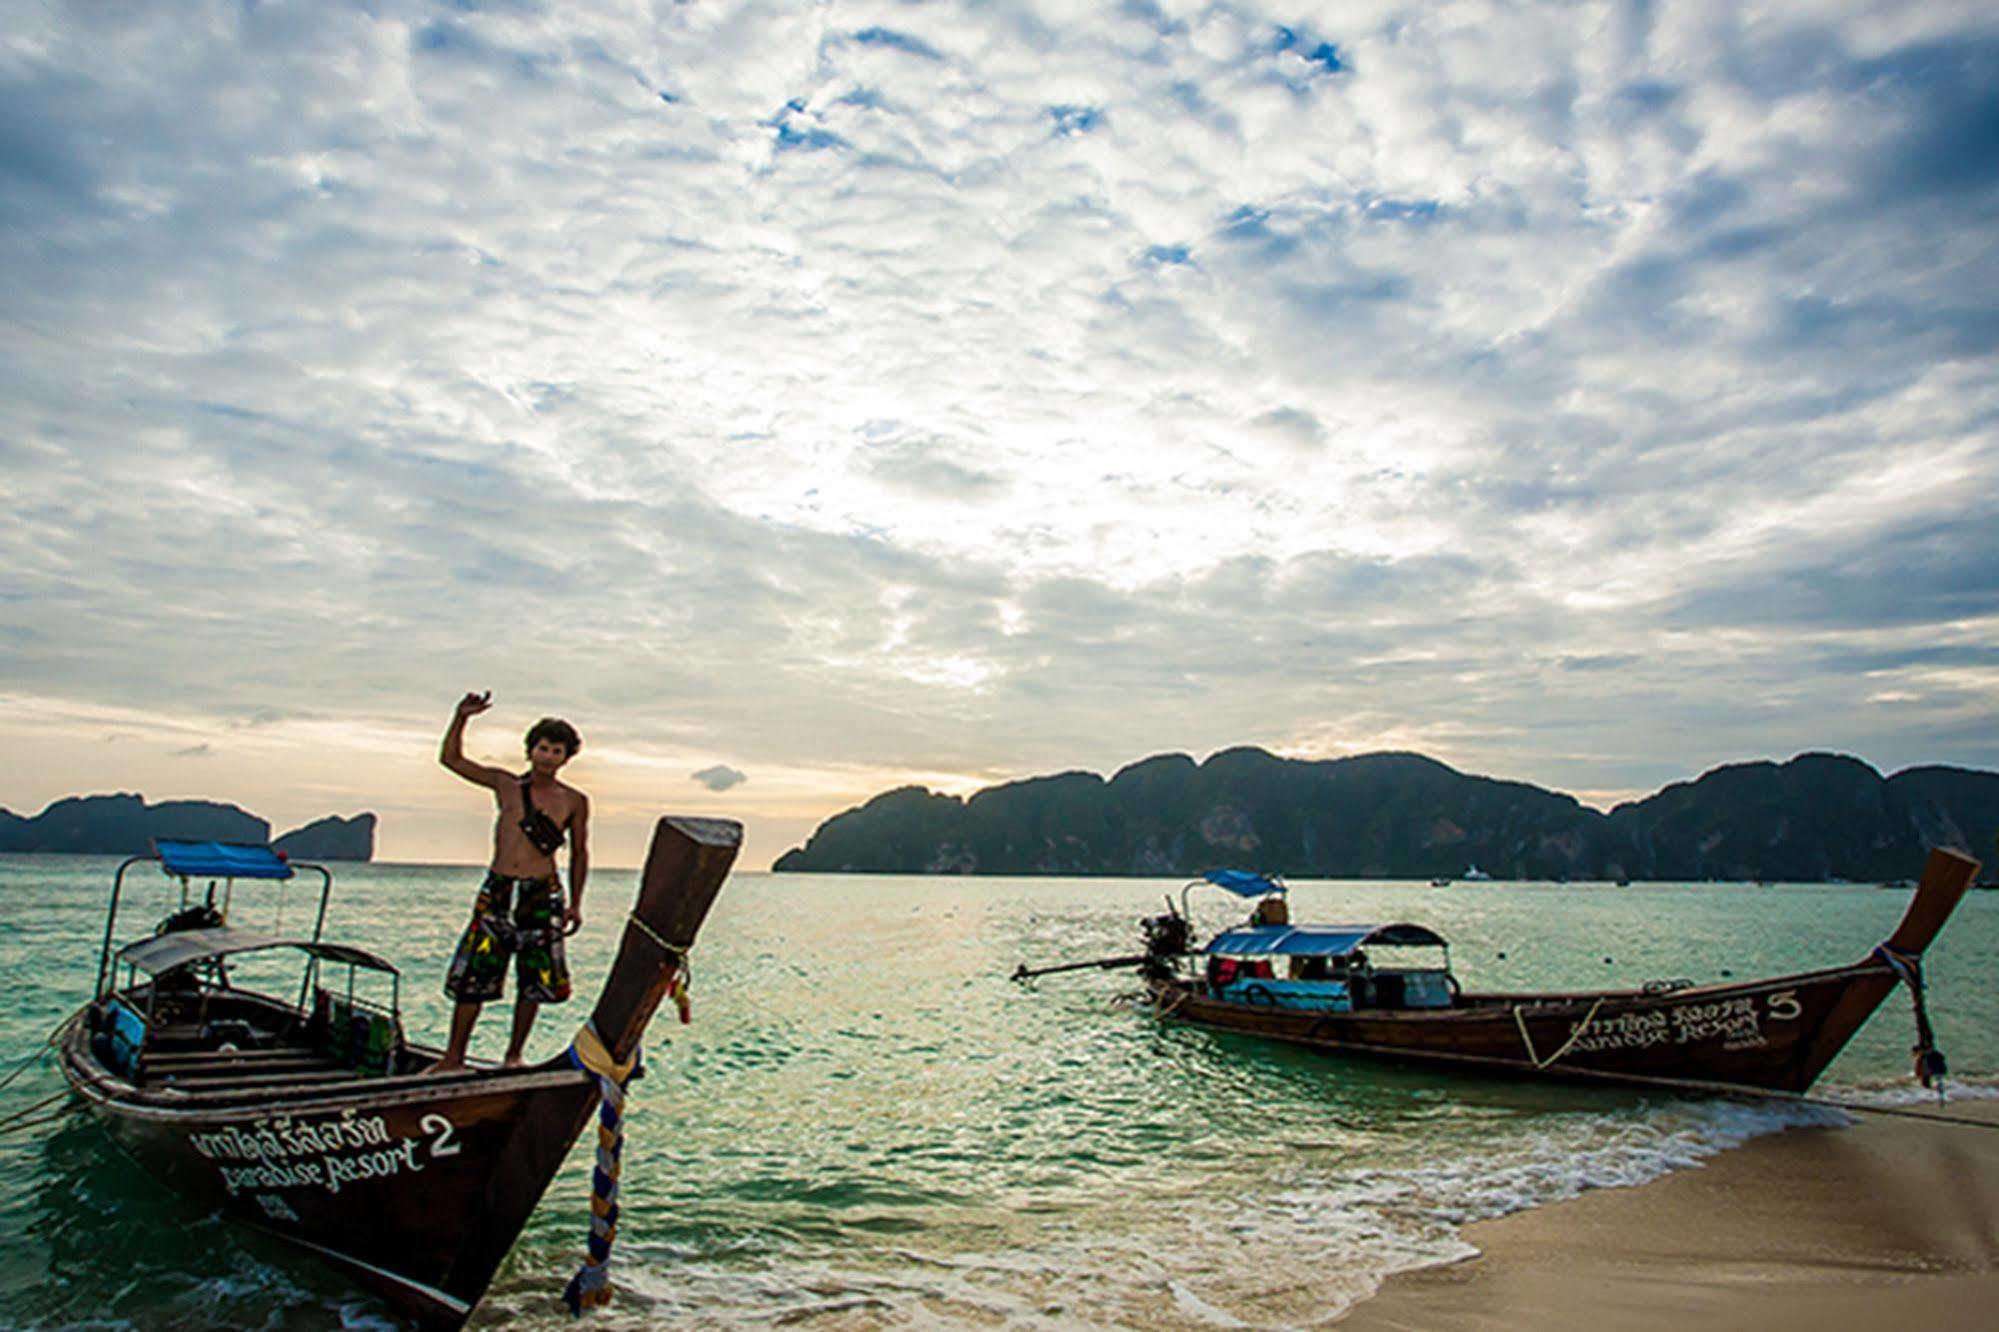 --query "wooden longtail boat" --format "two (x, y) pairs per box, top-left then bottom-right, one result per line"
(1019, 849), (1982, 1095)
(57, 816), (742, 1328)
